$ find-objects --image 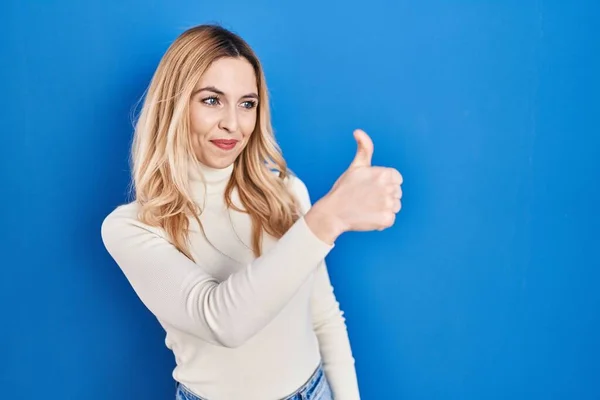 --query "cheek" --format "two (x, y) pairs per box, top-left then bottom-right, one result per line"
(240, 112), (258, 138)
(190, 104), (217, 136)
